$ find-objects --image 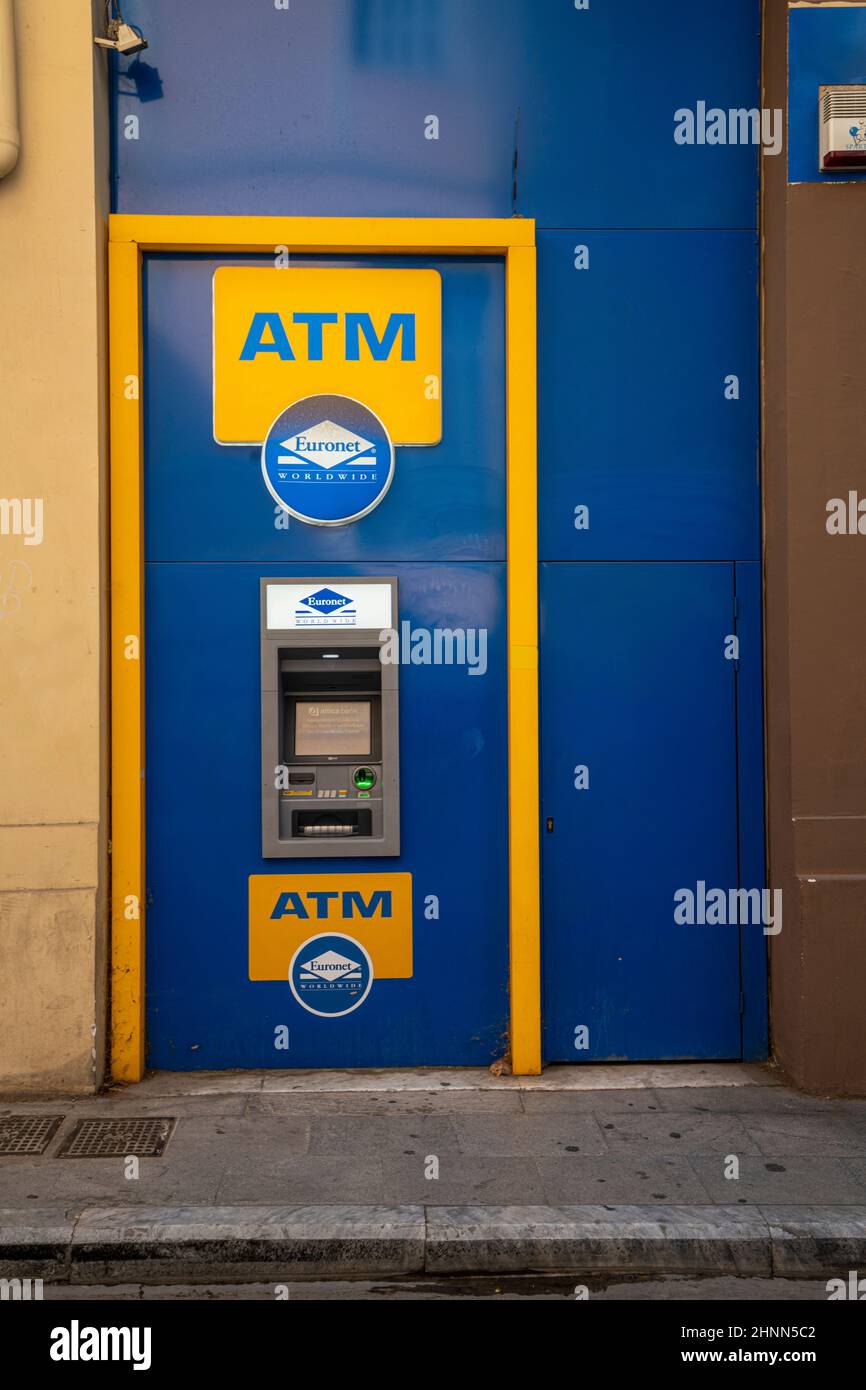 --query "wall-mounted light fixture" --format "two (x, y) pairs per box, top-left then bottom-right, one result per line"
(94, 1), (148, 57)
